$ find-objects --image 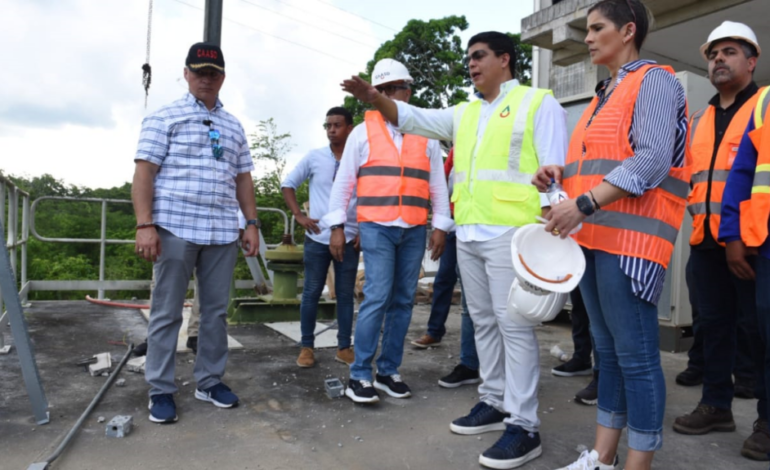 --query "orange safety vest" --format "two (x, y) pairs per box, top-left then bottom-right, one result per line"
(740, 88), (770, 247)
(686, 89), (761, 246)
(357, 111), (431, 225)
(563, 64), (691, 268)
